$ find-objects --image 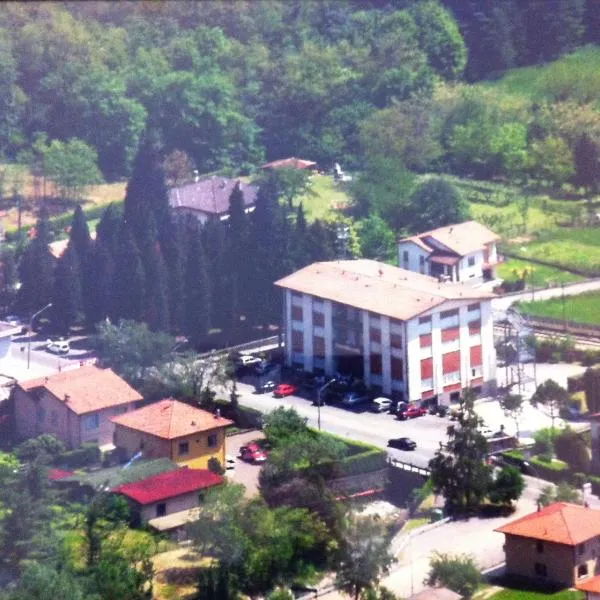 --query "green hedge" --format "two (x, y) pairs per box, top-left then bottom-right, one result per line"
(339, 448), (388, 477)
(59, 443), (101, 469)
(529, 455), (572, 484)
